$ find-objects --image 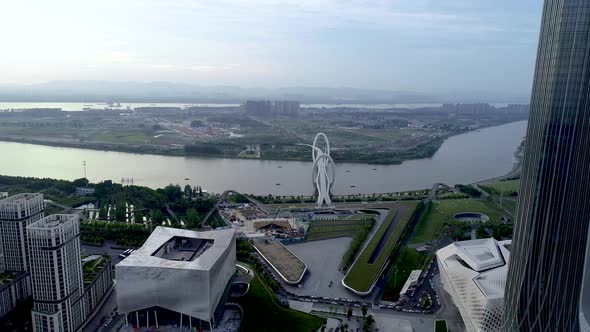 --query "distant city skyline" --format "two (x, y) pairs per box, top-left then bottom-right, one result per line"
(2, 0), (542, 96)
